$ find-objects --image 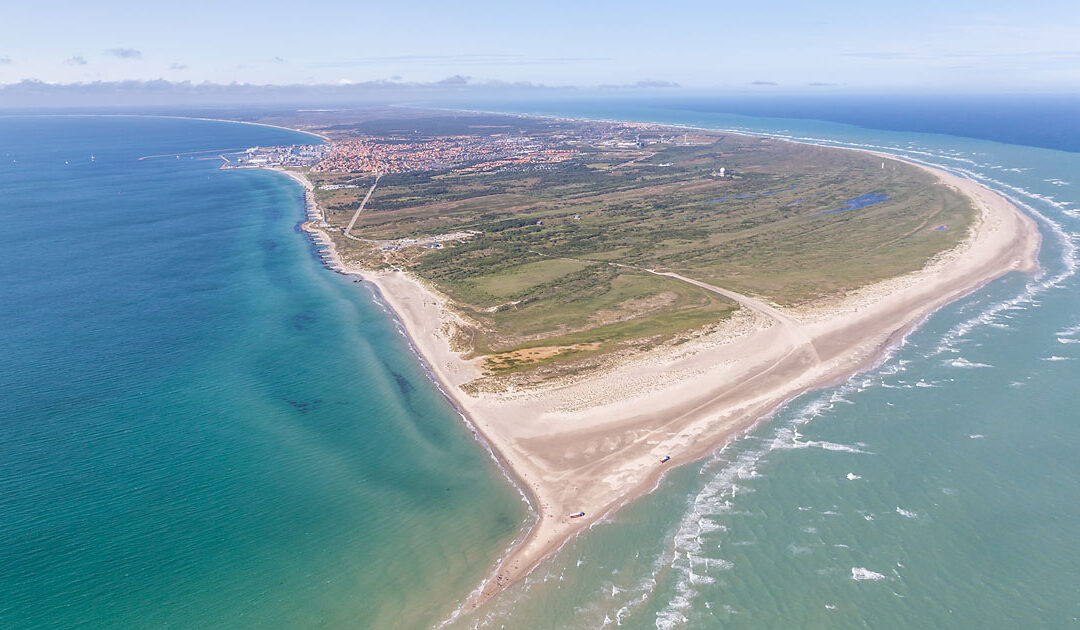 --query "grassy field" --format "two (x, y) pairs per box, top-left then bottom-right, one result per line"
(471, 258), (590, 297)
(289, 111), (975, 384)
